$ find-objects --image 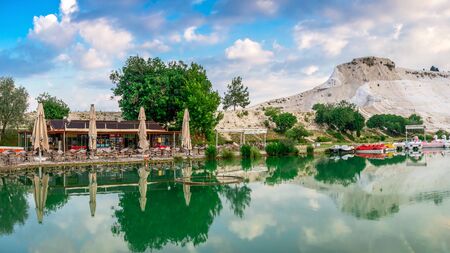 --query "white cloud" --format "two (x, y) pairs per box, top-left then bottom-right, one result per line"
(293, 24), (349, 56)
(79, 19), (133, 57)
(28, 14), (76, 47)
(78, 47), (109, 70)
(256, 0), (278, 14)
(183, 26), (220, 44)
(141, 39), (170, 53)
(302, 65), (319, 76)
(393, 23), (403, 39)
(60, 0), (78, 21)
(225, 38), (274, 64)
